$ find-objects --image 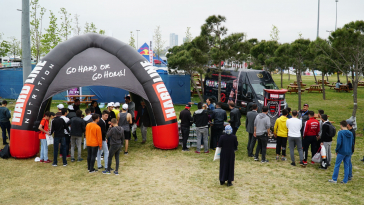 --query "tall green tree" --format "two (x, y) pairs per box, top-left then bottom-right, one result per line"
(274, 43), (291, 88)
(129, 31), (136, 49)
(59, 8), (72, 41)
(199, 15), (246, 102)
(0, 34), (10, 57)
(73, 14), (82, 36)
(250, 40), (279, 71)
(289, 38), (311, 110)
(41, 10), (61, 54)
(30, 0), (46, 62)
(153, 26), (166, 61)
